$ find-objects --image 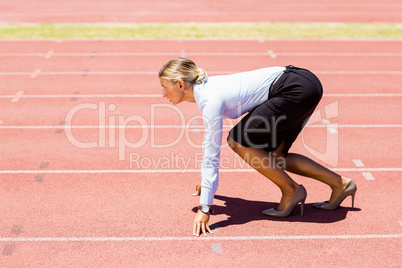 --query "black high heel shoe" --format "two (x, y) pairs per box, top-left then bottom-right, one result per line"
(313, 180), (357, 210)
(262, 185), (307, 217)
